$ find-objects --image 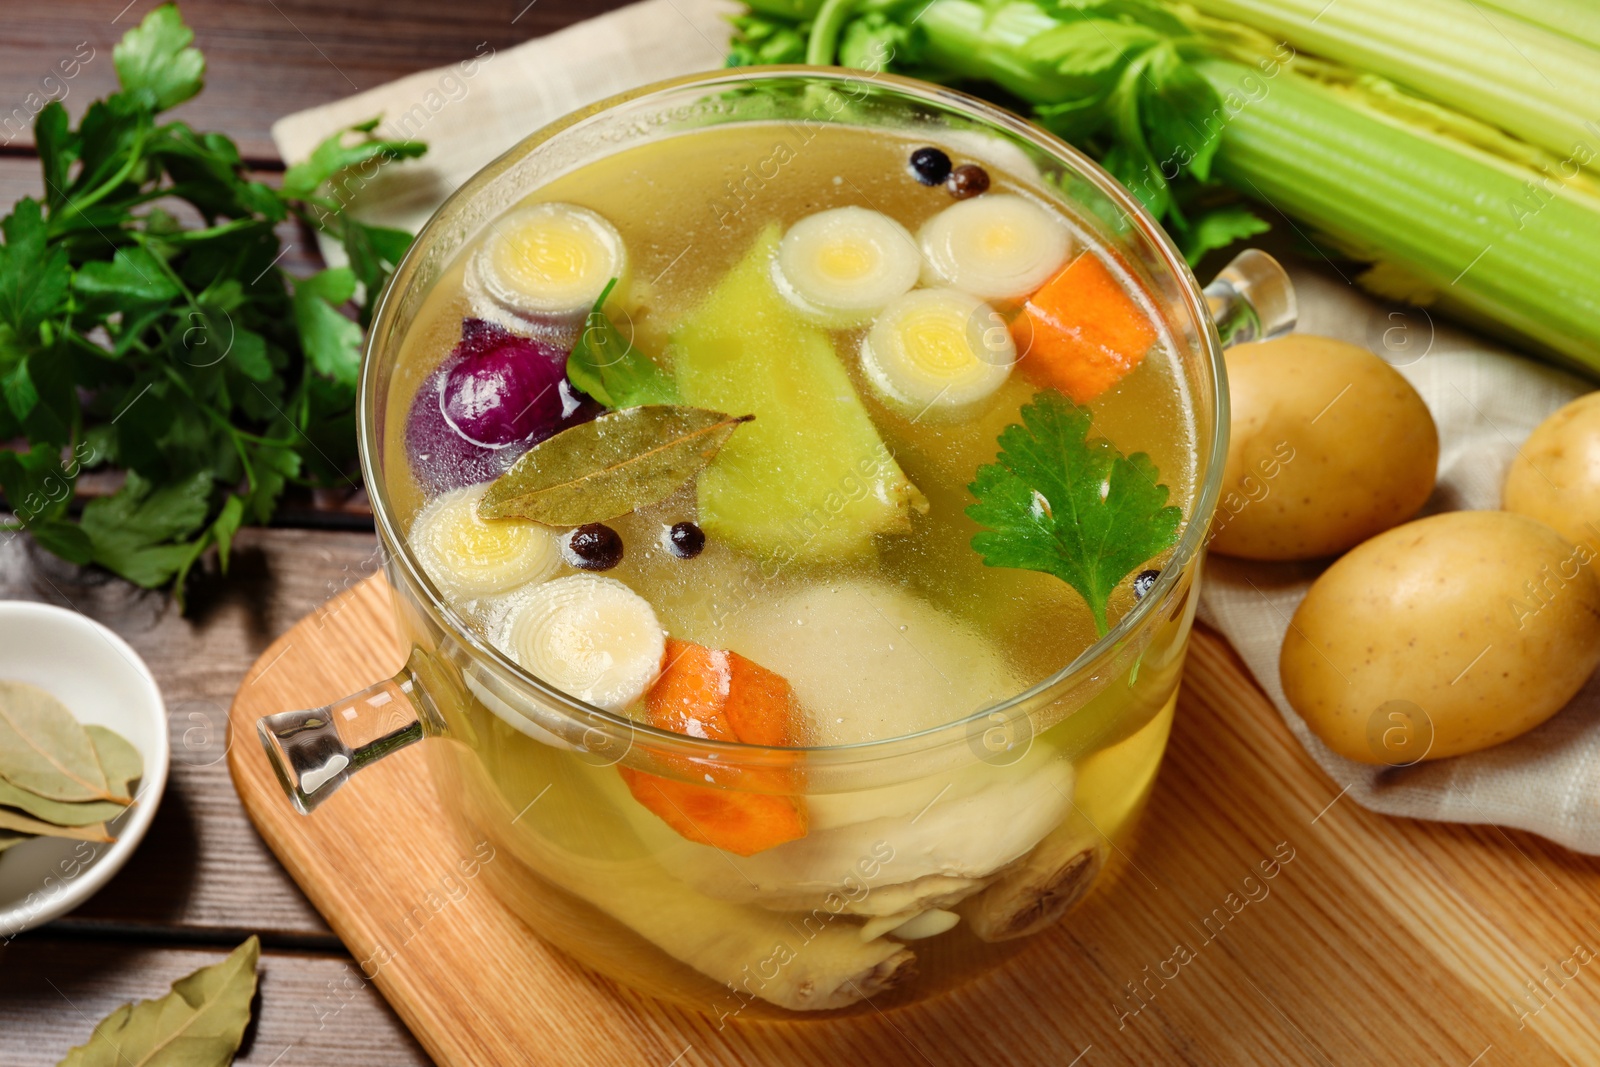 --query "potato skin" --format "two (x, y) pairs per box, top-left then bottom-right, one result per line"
(1212, 336), (1438, 560)
(1281, 511), (1600, 764)
(1503, 391), (1600, 547)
